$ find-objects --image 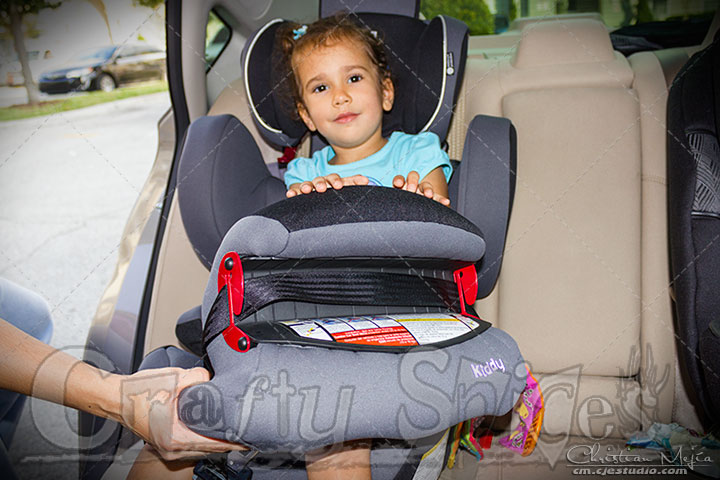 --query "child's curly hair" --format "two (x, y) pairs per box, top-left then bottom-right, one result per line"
(274, 12), (393, 118)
